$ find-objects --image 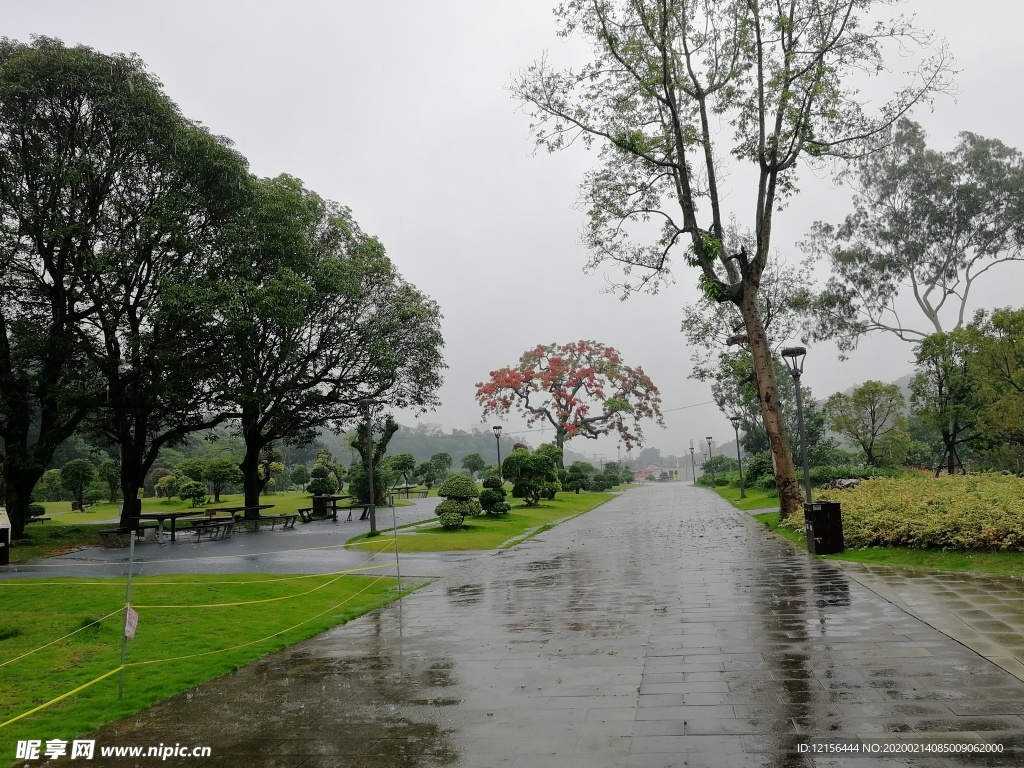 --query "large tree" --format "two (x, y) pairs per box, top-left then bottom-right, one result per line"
(513, 0), (953, 517)
(825, 381), (908, 468)
(74, 104), (251, 526)
(213, 175), (445, 508)
(910, 330), (980, 476)
(476, 340), (663, 460)
(0, 38), (166, 536)
(805, 120), (1024, 352)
